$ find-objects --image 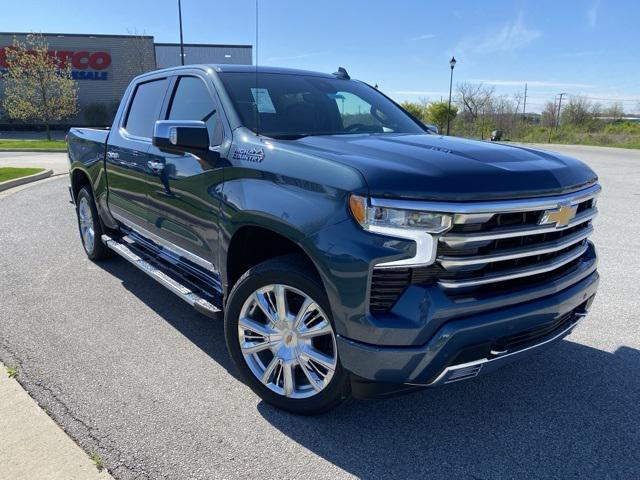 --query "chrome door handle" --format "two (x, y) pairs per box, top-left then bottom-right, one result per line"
(147, 161), (164, 172)
(106, 151), (119, 160)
